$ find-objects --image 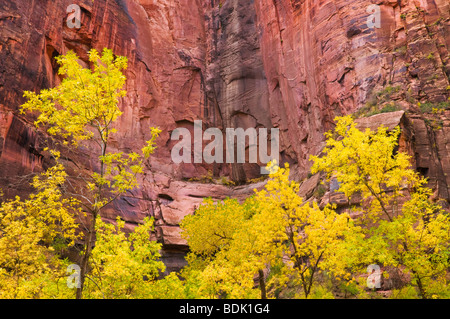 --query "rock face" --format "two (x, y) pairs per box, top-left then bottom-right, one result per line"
(0, 0), (449, 270)
(254, 0), (450, 176)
